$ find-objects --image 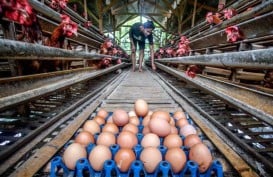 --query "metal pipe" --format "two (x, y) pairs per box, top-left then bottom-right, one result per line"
(0, 39), (128, 61)
(156, 47), (273, 69)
